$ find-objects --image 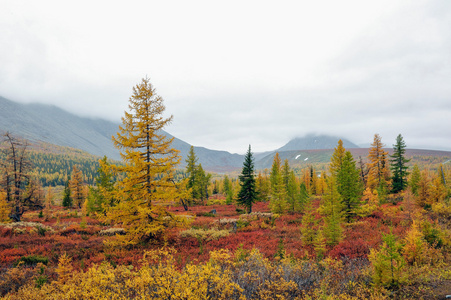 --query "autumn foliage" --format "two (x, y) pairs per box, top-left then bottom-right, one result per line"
(1, 84), (451, 299)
